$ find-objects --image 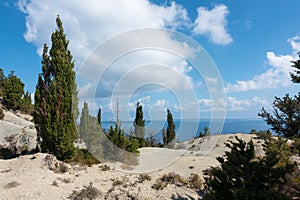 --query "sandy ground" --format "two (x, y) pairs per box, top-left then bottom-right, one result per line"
(0, 133), (264, 200)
